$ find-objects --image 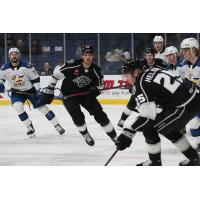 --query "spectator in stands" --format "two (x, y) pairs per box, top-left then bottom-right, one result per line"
(31, 40), (41, 55)
(16, 39), (28, 54)
(40, 62), (53, 76)
(6, 33), (15, 48)
(105, 48), (131, 61)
